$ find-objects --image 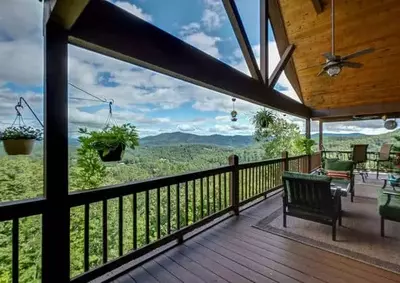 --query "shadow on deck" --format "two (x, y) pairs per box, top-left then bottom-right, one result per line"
(103, 175), (400, 283)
